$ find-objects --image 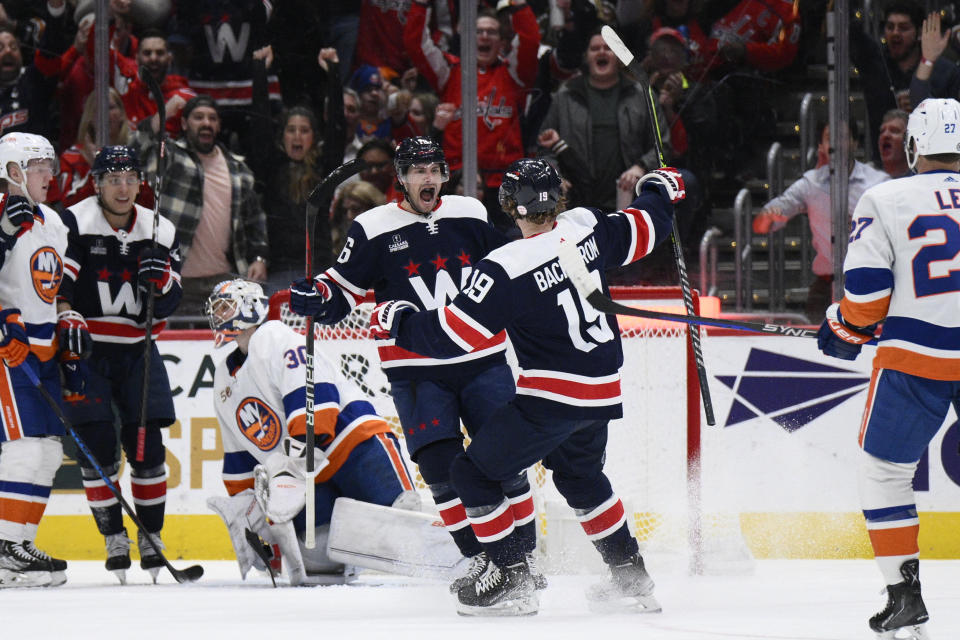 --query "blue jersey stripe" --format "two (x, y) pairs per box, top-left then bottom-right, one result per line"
(282, 382), (339, 417)
(223, 450), (260, 474)
(881, 316), (960, 349)
(863, 504), (917, 522)
(845, 267), (894, 295)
